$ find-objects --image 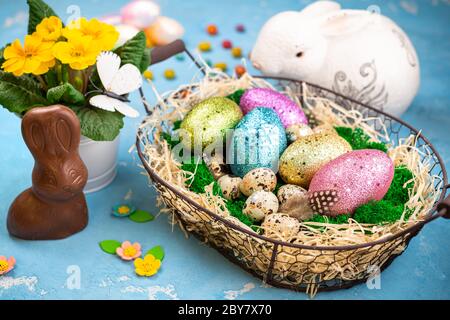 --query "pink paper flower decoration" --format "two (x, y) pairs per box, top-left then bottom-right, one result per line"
(116, 241), (142, 261)
(0, 256), (16, 275)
